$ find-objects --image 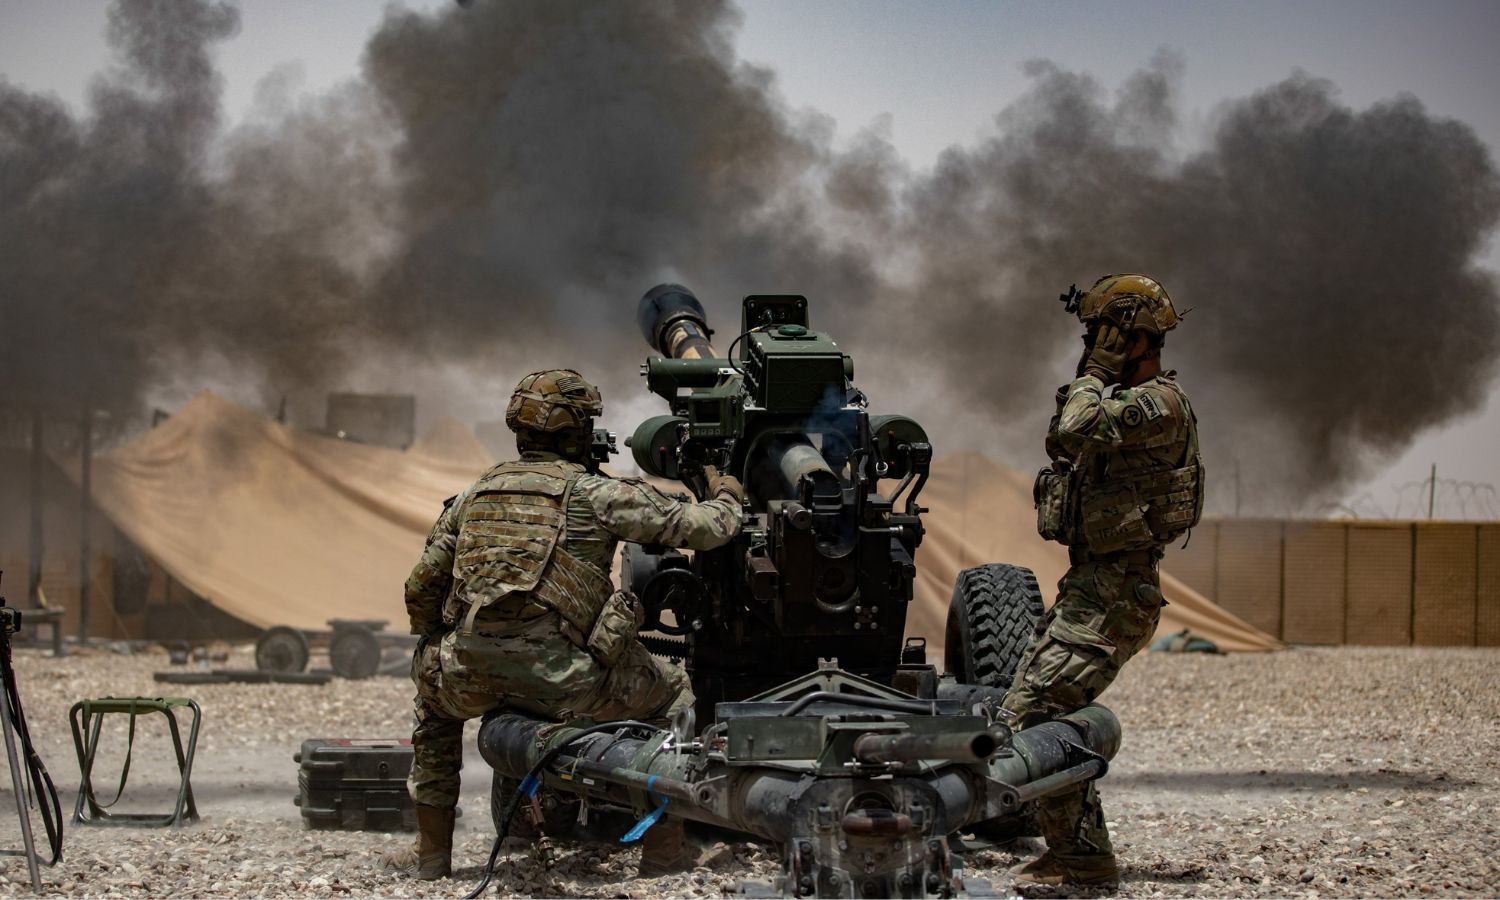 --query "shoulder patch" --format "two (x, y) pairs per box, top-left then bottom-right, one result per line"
(1121, 405), (1144, 428)
(1138, 392), (1163, 422)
